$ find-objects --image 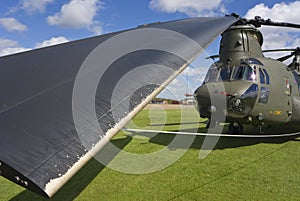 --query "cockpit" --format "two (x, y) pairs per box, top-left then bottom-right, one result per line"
(204, 63), (257, 84)
(196, 58), (271, 121)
